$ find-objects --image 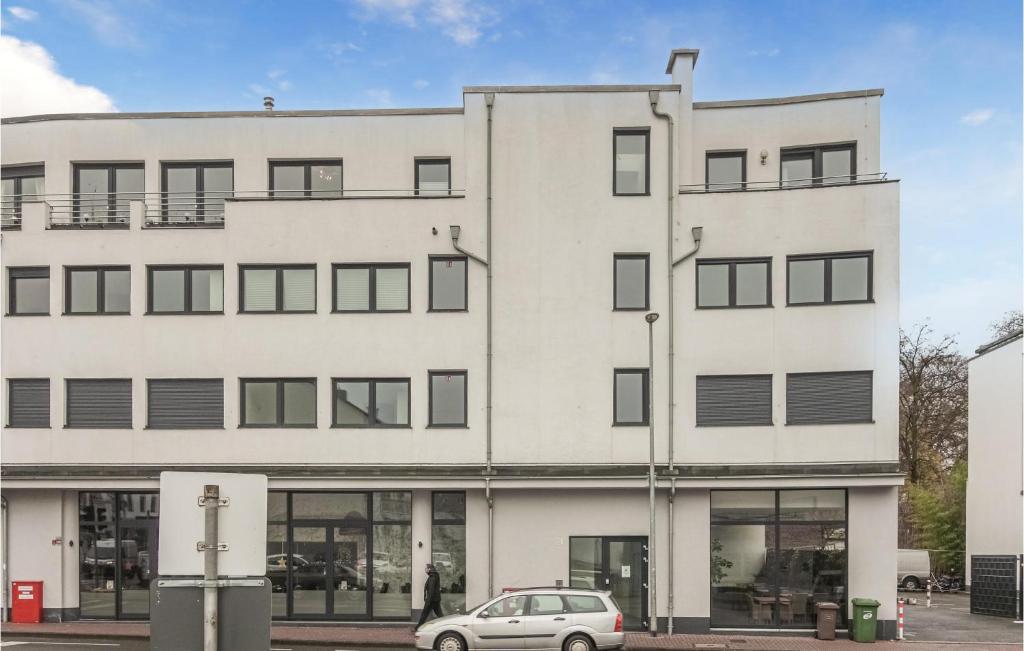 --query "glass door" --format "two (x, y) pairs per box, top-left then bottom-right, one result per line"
(333, 526), (368, 617)
(117, 523), (156, 618)
(290, 526), (330, 616)
(604, 538), (648, 630)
